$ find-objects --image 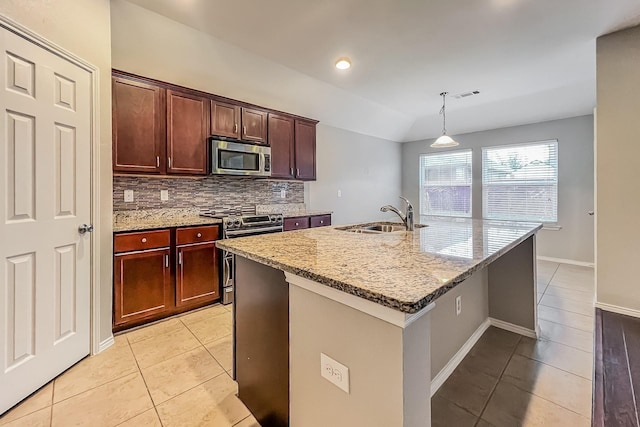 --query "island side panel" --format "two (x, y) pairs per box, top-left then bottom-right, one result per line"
(235, 256), (289, 426)
(289, 284), (408, 427)
(429, 269), (489, 382)
(487, 235), (538, 334)
(402, 311), (432, 426)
